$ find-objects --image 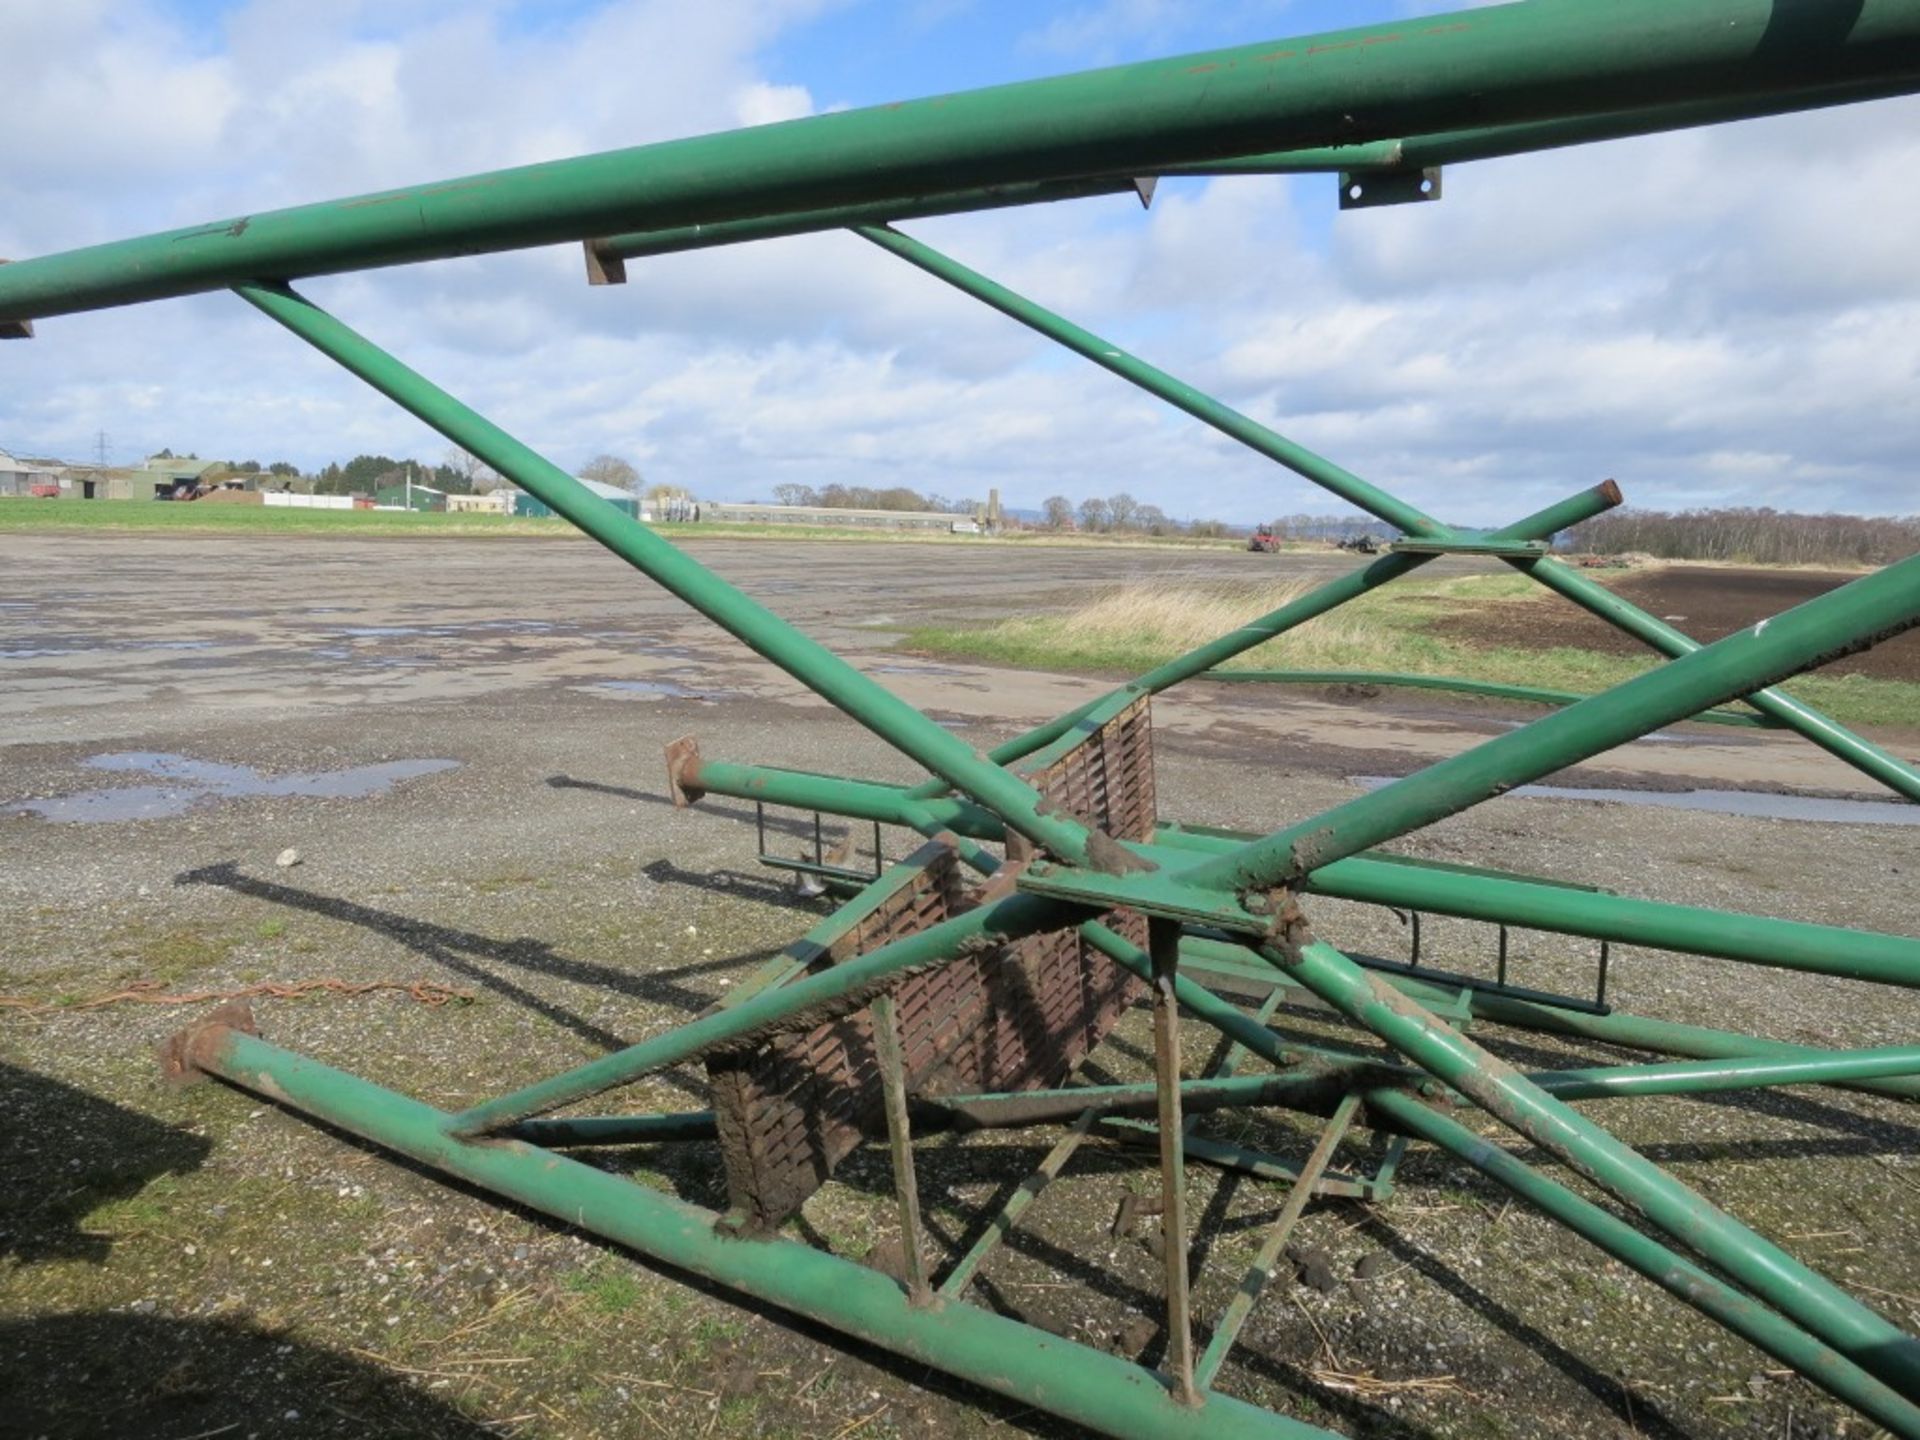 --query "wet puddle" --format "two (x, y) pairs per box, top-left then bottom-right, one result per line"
(576, 679), (734, 702)
(1351, 776), (1920, 826)
(869, 663), (973, 677)
(4, 753), (460, 824)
